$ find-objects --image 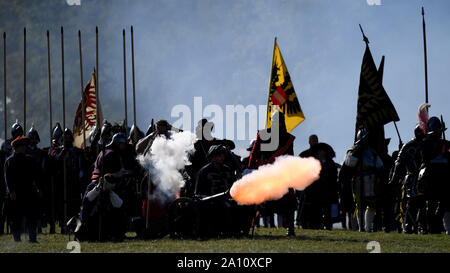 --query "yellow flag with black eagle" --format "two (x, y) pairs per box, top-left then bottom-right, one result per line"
(266, 38), (305, 132)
